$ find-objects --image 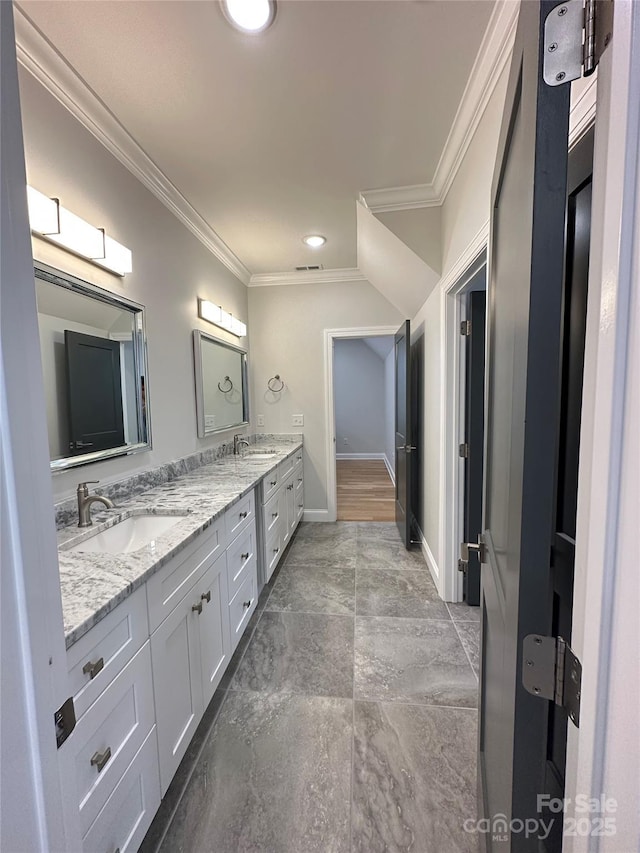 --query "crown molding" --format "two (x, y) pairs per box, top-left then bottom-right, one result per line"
(248, 268), (366, 287)
(14, 5), (251, 286)
(358, 184), (440, 214)
(360, 1), (518, 214)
